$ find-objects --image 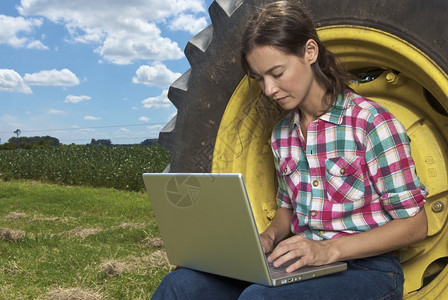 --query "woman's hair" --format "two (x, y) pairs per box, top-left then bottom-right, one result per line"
(241, 0), (351, 123)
